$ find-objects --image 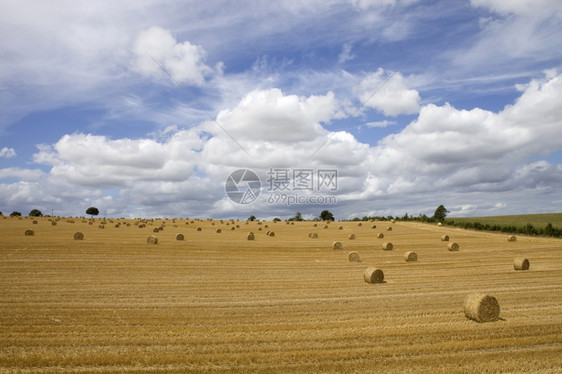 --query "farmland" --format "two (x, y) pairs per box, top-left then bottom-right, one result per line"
(1, 216), (561, 373)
